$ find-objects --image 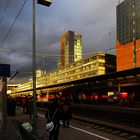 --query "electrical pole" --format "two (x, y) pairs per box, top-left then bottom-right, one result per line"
(32, 0), (37, 135)
(32, 0), (52, 135)
(133, 3), (136, 68)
